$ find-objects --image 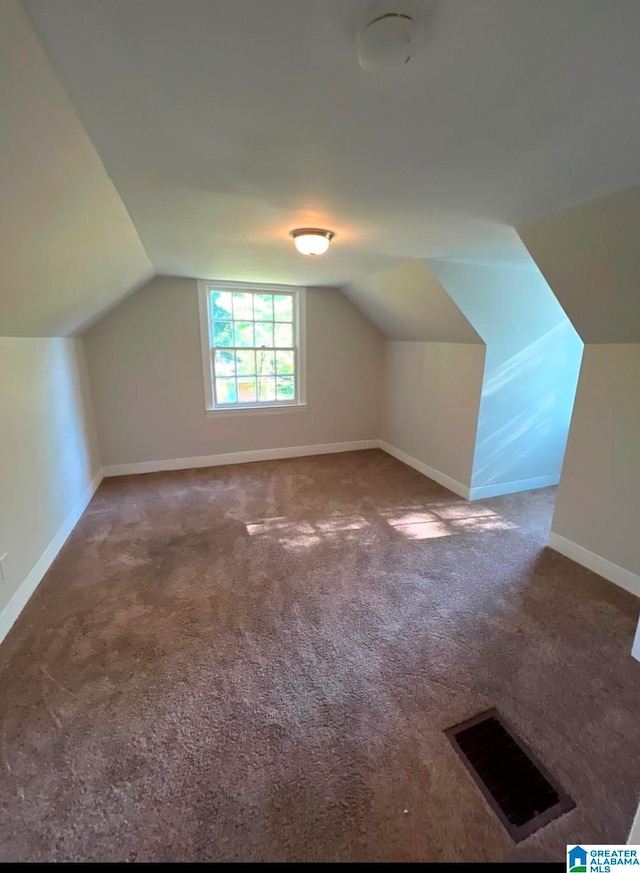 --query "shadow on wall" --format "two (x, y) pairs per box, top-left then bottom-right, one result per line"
(473, 321), (583, 487)
(426, 259), (584, 494)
